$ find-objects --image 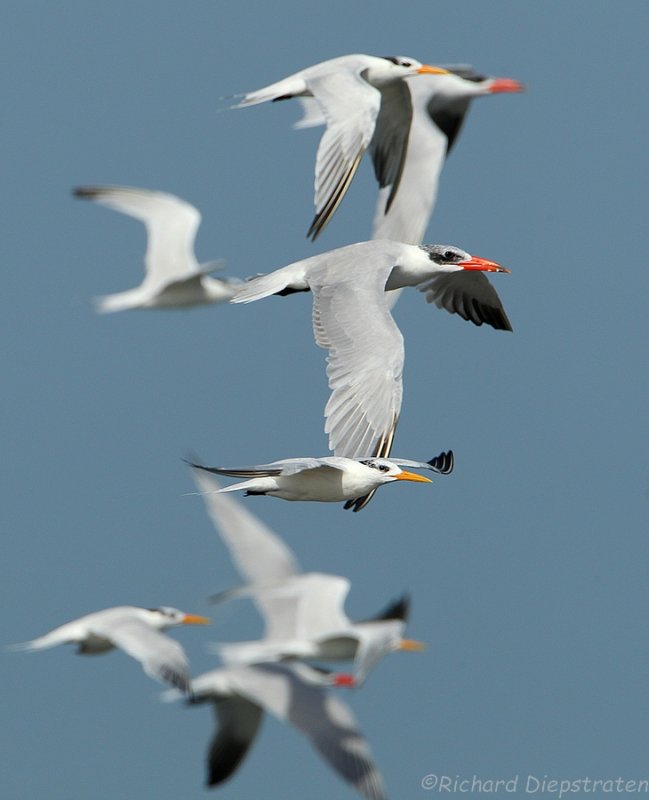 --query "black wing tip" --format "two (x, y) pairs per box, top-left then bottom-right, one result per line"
(367, 592), (411, 623)
(486, 306), (513, 332)
(160, 666), (191, 695)
(307, 213), (325, 241)
(428, 450), (454, 475)
(183, 455), (220, 475)
(470, 298), (513, 332)
(72, 186), (98, 199)
(207, 585), (241, 605)
(344, 491), (375, 512)
(206, 735), (256, 788)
